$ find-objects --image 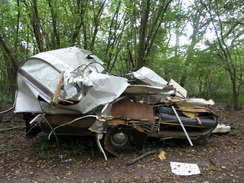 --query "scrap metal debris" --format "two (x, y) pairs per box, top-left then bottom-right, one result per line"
(13, 47), (218, 159)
